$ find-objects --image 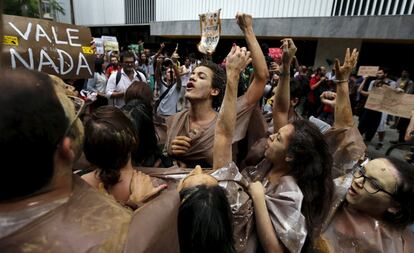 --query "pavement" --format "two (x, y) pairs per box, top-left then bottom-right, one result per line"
(362, 118), (411, 160)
